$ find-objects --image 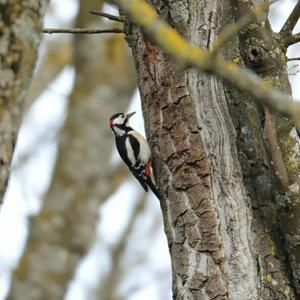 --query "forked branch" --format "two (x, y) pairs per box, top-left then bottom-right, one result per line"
(285, 32), (300, 46)
(280, 0), (300, 38)
(210, 0), (270, 57)
(113, 0), (300, 130)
